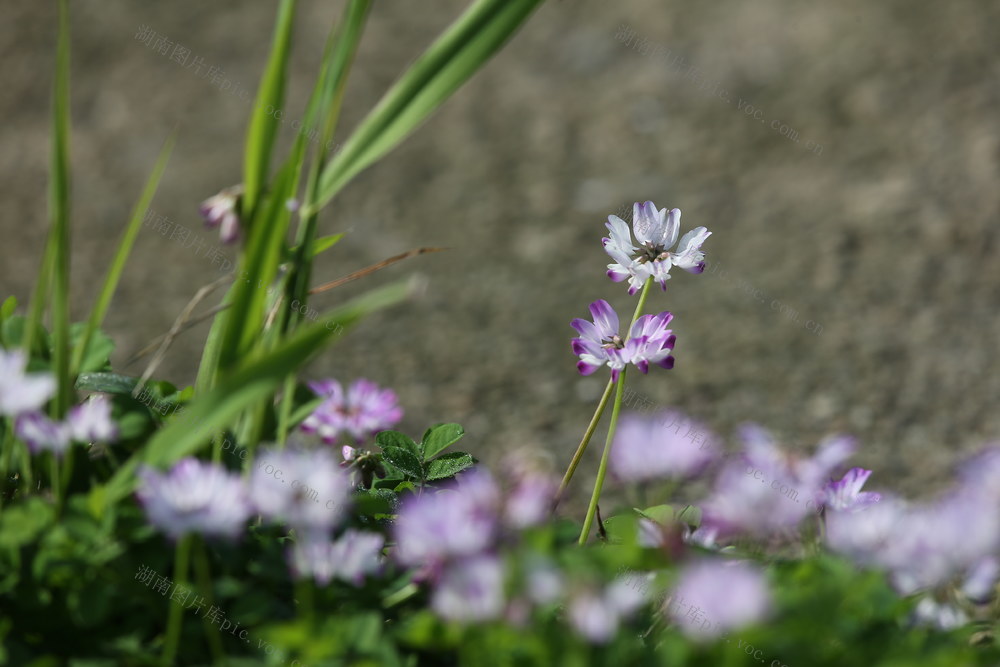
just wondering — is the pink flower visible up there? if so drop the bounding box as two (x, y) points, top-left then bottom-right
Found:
(136, 458), (251, 541)
(199, 185), (243, 244)
(67, 394), (118, 443)
(667, 559), (771, 640)
(393, 470), (500, 574)
(822, 468), (881, 512)
(610, 411), (718, 482)
(301, 378), (403, 444)
(288, 529), (385, 586)
(0, 349), (56, 417)
(571, 300), (675, 381)
(431, 555), (506, 623)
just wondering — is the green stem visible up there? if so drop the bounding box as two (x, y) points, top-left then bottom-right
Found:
(295, 577), (315, 628)
(382, 581), (419, 608)
(579, 367), (628, 545)
(0, 422), (13, 509)
(192, 537), (225, 662)
(163, 535), (192, 665)
(553, 378), (613, 511)
(50, 454), (60, 509)
(555, 277), (655, 510)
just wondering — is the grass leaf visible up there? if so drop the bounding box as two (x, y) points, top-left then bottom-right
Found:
(242, 0), (298, 217)
(310, 0), (545, 213)
(71, 136), (173, 376)
(98, 278), (415, 507)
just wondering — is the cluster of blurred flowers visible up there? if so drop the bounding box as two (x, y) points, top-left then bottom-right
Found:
(136, 446), (384, 586)
(1, 349), (118, 456)
(134, 376), (404, 585)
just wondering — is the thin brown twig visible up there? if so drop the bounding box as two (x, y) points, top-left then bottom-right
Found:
(124, 302), (229, 367)
(308, 247), (448, 294)
(133, 276), (232, 394)
(125, 247), (446, 365)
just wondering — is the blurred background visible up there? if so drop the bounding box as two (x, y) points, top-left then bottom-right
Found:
(2, 0), (998, 510)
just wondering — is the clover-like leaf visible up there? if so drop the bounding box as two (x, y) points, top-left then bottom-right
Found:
(421, 423), (465, 461)
(377, 430), (422, 460)
(380, 446), (423, 480)
(425, 451), (476, 481)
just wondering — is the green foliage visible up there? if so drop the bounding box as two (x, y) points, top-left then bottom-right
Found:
(311, 0), (546, 212)
(375, 426), (476, 487)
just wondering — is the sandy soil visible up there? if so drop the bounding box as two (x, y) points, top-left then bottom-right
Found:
(2, 0), (998, 510)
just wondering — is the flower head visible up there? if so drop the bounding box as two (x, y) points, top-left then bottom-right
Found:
(700, 426), (855, 537)
(15, 412), (70, 456)
(822, 468), (882, 512)
(667, 559), (771, 640)
(603, 201), (711, 294)
(249, 447), (352, 531)
(501, 451), (559, 529)
(67, 394), (118, 443)
(568, 577), (647, 644)
(136, 458), (251, 541)
(571, 300), (675, 381)
(393, 469), (500, 574)
(0, 349), (56, 417)
(431, 554), (506, 623)
(611, 411), (718, 482)
(288, 529), (385, 586)
(199, 185), (243, 244)
(300, 378), (403, 444)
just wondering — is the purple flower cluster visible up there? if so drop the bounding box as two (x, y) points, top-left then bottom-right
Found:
(136, 446), (383, 587)
(199, 185), (243, 244)
(823, 445), (1000, 626)
(0, 349), (57, 417)
(300, 378), (403, 445)
(666, 559), (771, 640)
(391, 459), (559, 624)
(610, 410), (718, 482)
(698, 425), (859, 538)
(14, 394), (119, 457)
(571, 300), (675, 381)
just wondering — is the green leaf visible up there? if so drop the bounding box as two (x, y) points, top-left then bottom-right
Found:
(0, 497), (55, 549)
(376, 430), (421, 459)
(48, 0), (72, 416)
(0, 296), (16, 321)
(98, 279), (414, 508)
(71, 135), (173, 376)
(310, 0), (545, 213)
(68, 323), (115, 374)
(221, 146), (304, 371)
(380, 446), (423, 480)
(424, 451), (475, 481)
(354, 489), (396, 516)
(242, 0), (298, 216)
(633, 504), (674, 524)
(74, 372), (138, 395)
(420, 422), (464, 460)
(289, 233), (344, 258)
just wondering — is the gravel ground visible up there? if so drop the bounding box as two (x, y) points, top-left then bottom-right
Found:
(1, 0), (998, 512)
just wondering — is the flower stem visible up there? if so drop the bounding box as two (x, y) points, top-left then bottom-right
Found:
(554, 278), (655, 511)
(553, 378), (614, 511)
(579, 367), (628, 545)
(163, 535), (192, 665)
(192, 537), (225, 662)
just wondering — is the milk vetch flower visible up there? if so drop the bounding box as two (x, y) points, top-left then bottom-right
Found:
(604, 201), (711, 294)
(571, 300), (675, 381)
